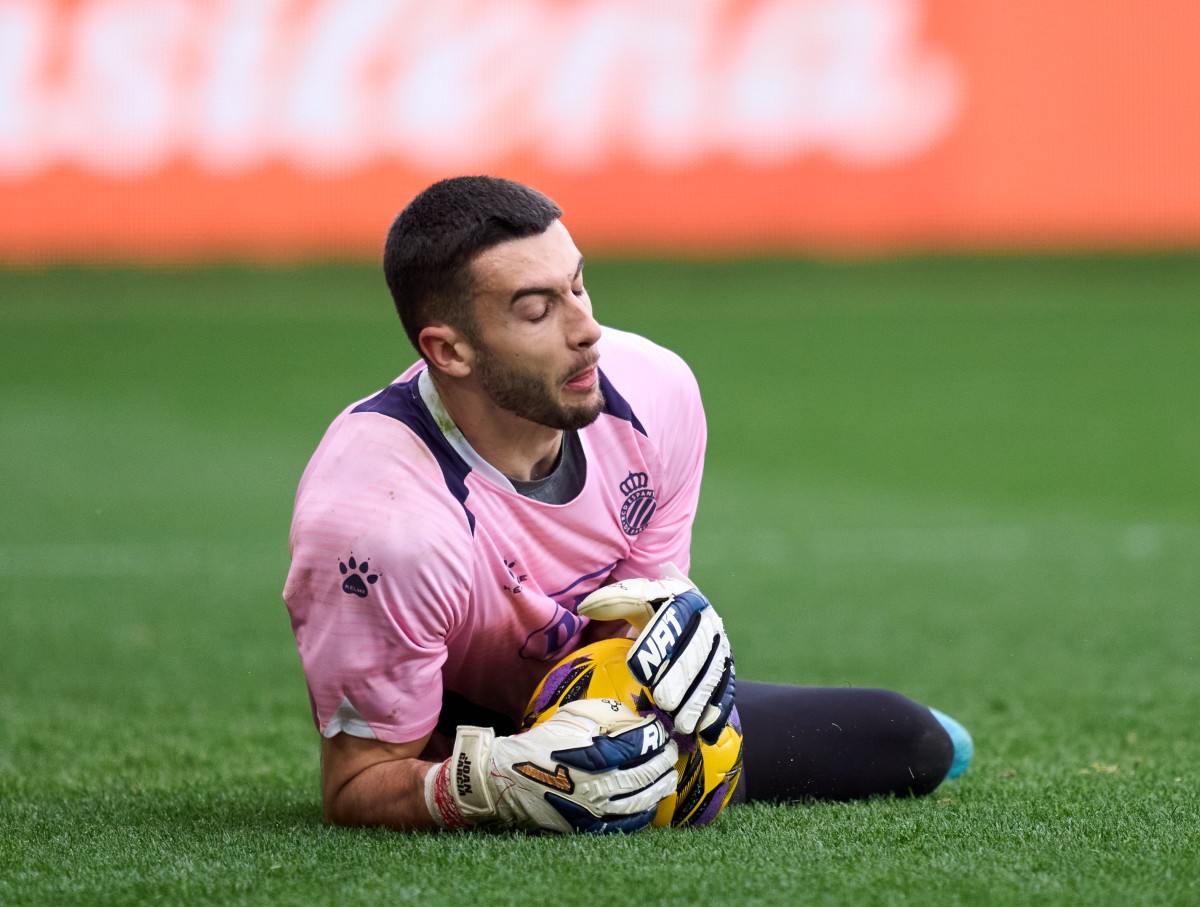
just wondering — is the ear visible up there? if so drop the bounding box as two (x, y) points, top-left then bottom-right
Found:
(419, 322), (474, 378)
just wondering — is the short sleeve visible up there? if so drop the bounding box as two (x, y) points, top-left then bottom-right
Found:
(283, 413), (473, 744)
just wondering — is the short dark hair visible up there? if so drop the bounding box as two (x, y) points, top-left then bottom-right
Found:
(383, 176), (563, 354)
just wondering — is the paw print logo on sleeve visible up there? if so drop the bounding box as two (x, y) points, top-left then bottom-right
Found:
(339, 556), (379, 598)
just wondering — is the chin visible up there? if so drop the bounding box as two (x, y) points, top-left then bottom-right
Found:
(536, 392), (603, 431)
(563, 389), (605, 428)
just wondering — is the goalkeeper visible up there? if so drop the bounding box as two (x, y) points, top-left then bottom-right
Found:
(283, 176), (972, 833)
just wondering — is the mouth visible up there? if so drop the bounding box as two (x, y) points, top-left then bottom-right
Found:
(563, 361), (599, 393)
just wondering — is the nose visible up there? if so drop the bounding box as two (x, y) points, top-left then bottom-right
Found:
(569, 295), (602, 349)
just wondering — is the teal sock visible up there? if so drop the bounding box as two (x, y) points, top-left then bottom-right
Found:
(929, 708), (973, 780)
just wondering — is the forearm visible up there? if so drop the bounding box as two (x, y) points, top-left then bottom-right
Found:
(324, 756), (440, 830)
(321, 732), (440, 831)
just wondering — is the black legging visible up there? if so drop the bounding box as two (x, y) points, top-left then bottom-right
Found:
(730, 682), (954, 803)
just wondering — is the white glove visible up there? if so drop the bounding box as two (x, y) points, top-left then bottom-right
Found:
(425, 699), (678, 834)
(578, 573), (735, 744)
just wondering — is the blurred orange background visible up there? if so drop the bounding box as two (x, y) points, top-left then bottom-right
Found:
(1, 0), (1197, 262)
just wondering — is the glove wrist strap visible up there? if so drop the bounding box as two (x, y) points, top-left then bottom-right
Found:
(450, 725), (503, 824)
(424, 725), (498, 829)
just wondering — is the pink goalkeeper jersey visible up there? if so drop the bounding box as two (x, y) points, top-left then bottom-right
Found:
(283, 327), (706, 753)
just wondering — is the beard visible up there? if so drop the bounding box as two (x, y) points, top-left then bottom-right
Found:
(474, 347), (604, 431)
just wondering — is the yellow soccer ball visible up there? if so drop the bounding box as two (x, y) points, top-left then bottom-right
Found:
(522, 638), (743, 827)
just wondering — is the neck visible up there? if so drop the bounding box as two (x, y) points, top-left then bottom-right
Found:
(428, 372), (563, 483)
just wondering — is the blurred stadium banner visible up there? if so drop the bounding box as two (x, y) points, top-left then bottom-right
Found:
(1, 0), (1198, 262)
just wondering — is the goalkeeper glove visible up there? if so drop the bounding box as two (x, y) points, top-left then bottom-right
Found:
(425, 699), (678, 834)
(578, 572), (735, 745)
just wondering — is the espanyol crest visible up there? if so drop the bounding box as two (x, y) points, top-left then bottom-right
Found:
(619, 471), (656, 535)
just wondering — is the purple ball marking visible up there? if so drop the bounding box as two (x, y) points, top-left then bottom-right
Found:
(532, 657), (588, 712)
(692, 779), (730, 826)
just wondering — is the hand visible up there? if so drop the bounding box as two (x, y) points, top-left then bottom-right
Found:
(578, 574), (735, 744)
(426, 699), (678, 834)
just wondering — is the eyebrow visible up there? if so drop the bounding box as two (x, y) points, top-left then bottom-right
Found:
(509, 255), (585, 306)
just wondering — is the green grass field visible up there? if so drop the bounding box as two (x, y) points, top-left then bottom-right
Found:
(1, 254), (1197, 905)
